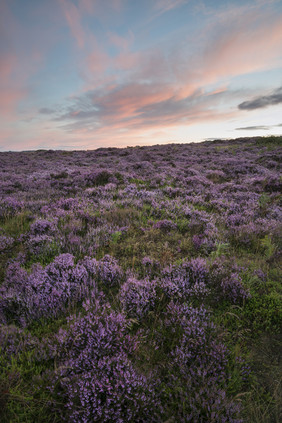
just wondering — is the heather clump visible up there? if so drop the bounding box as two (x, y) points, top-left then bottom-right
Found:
(0, 253), (97, 326)
(160, 257), (210, 301)
(158, 302), (242, 422)
(56, 353), (160, 423)
(82, 223), (121, 253)
(192, 233), (214, 253)
(119, 277), (157, 319)
(0, 235), (14, 252)
(50, 299), (161, 422)
(82, 254), (123, 287)
(153, 219), (177, 232)
(0, 197), (24, 218)
(29, 218), (57, 235)
(26, 234), (60, 259)
(0, 325), (37, 363)
(209, 258), (250, 304)
(141, 256), (160, 277)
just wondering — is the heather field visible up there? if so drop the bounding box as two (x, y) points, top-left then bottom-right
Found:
(0, 136), (281, 422)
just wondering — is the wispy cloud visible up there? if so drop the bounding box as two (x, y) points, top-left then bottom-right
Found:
(59, 0), (125, 50)
(108, 30), (134, 52)
(235, 122), (282, 130)
(53, 81), (236, 138)
(154, 0), (188, 15)
(0, 54), (27, 116)
(39, 107), (55, 115)
(236, 125), (270, 130)
(59, 0), (87, 48)
(53, 3), (282, 138)
(238, 87), (282, 110)
(183, 12), (282, 91)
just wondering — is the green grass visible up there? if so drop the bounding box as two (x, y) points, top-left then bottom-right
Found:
(255, 135), (282, 148)
(1, 212), (32, 238)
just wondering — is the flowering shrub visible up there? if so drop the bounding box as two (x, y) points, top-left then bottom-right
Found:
(209, 259), (250, 304)
(142, 256), (154, 266)
(29, 218), (57, 235)
(162, 302), (242, 422)
(0, 235), (14, 252)
(56, 353), (160, 423)
(26, 234), (56, 255)
(160, 258), (210, 300)
(51, 300), (160, 422)
(119, 277), (157, 319)
(0, 325), (36, 363)
(0, 197), (24, 218)
(82, 254), (123, 287)
(220, 272), (250, 303)
(153, 219), (177, 231)
(0, 254), (97, 326)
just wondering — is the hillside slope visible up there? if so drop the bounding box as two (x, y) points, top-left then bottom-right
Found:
(0, 136), (281, 422)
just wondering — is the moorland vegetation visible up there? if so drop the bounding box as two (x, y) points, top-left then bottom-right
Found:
(0, 136), (281, 422)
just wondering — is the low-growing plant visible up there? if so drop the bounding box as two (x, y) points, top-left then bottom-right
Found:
(0, 138), (281, 422)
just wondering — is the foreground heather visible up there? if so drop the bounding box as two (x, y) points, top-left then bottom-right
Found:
(0, 136), (281, 422)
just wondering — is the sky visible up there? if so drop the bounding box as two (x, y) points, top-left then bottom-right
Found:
(0, 0), (282, 151)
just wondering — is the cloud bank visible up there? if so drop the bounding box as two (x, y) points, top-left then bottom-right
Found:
(238, 87), (282, 110)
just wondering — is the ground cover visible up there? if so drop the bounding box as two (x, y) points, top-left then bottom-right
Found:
(0, 136), (281, 422)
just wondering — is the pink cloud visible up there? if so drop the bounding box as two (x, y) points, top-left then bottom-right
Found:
(0, 2), (46, 121)
(97, 83), (175, 119)
(108, 31), (134, 52)
(204, 16), (282, 82)
(0, 55), (17, 79)
(0, 47), (43, 119)
(86, 48), (111, 75)
(112, 7), (282, 103)
(175, 12), (282, 95)
(59, 0), (124, 49)
(0, 54), (27, 116)
(60, 0), (86, 48)
(78, 0), (96, 14)
(57, 77), (239, 142)
(114, 51), (141, 71)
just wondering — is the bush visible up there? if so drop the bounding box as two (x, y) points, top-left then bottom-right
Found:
(50, 299), (160, 422)
(119, 277), (157, 320)
(0, 254), (97, 326)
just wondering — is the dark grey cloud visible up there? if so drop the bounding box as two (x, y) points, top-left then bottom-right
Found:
(236, 125), (270, 130)
(238, 87), (282, 110)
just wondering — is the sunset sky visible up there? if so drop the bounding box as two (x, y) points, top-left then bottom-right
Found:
(1, 0), (282, 151)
